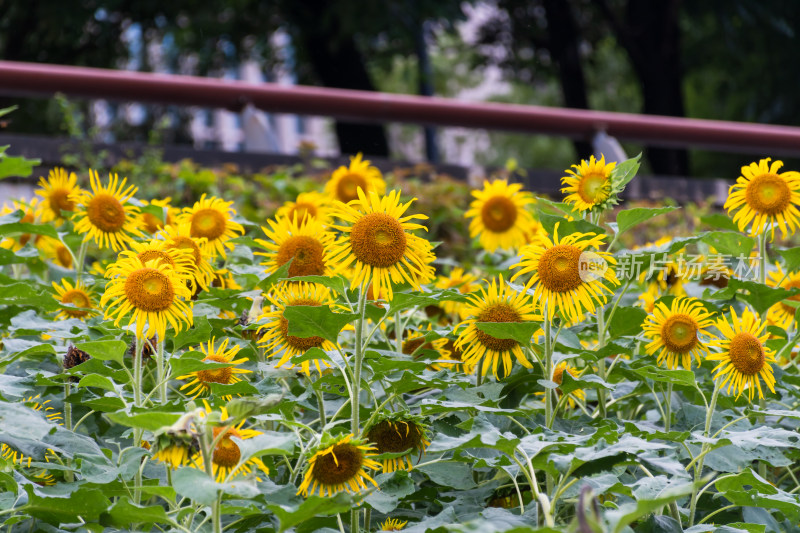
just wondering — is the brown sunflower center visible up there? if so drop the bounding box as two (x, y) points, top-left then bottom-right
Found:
(56, 245), (73, 268)
(336, 173), (368, 203)
(169, 236), (202, 265)
(728, 332), (766, 376)
(123, 268), (175, 312)
(289, 202), (318, 223)
(538, 244), (583, 293)
(212, 426), (242, 468)
(480, 195), (518, 233)
(745, 174), (791, 215)
(138, 250), (175, 269)
(190, 208), (227, 240)
(280, 300), (325, 351)
(474, 303), (522, 351)
(61, 290), (90, 318)
(50, 189), (75, 214)
(402, 337), (428, 356)
(578, 173), (609, 204)
(87, 193), (126, 233)
(661, 314), (699, 353)
(197, 354), (234, 385)
(350, 213), (407, 268)
(18, 212), (34, 246)
(310, 443), (364, 485)
(276, 235), (326, 277)
(142, 212), (165, 233)
(367, 420), (423, 454)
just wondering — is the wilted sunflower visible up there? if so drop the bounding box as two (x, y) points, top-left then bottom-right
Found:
(102, 255), (194, 339)
(255, 215), (335, 279)
(325, 153), (386, 204)
(277, 191), (332, 224)
(642, 297), (716, 370)
(766, 264), (800, 330)
(329, 189), (435, 301)
(257, 282), (340, 375)
(454, 276), (539, 379)
(192, 403), (270, 482)
(1, 395), (62, 468)
(464, 180), (535, 253)
(0, 198), (40, 251)
(380, 518), (408, 531)
(297, 433), (380, 497)
(724, 157), (800, 239)
(707, 306), (776, 402)
(511, 222), (618, 323)
(178, 338), (252, 400)
(37, 236), (74, 269)
(434, 267), (479, 319)
(178, 194), (244, 259)
(140, 197), (178, 234)
(157, 222), (214, 292)
(35, 167), (80, 224)
(561, 155), (616, 212)
(72, 170), (142, 251)
(153, 443), (193, 470)
(52, 279), (96, 320)
(366, 413), (430, 473)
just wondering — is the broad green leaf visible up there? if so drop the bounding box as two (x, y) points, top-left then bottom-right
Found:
(283, 305), (357, 344)
(620, 362), (697, 387)
(615, 206), (679, 236)
(474, 321), (540, 348)
(0, 155), (40, 180)
(171, 315), (212, 351)
(171, 466), (260, 505)
(607, 306), (647, 338)
(24, 485), (111, 523)
(170, 350), (238, 376)
(537, 212), (605, 238)
(604, 480), (695, 533)
(701, 231), (756, 257)
(78, 374), (117, 392)
(266, 493), (356, 533)
(107, 410), (181, 432)
(102, 497), (169, 527)
(282, 274), (348, 296)
(711, 279), (800, 315)
(418, 461), (477, 489)
(715, 469), (800, 520)
(779, 247), (800, 274)
(559, 372), (613, 395)
(610, 153), (642, 192)
(700, 213), (740, 232)
(76, 339), (127, 366)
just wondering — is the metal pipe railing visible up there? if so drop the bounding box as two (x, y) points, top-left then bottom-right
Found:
(1, 60), (800, 156)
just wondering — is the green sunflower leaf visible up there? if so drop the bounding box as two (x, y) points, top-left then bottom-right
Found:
(75, 339), (127, 366)
(283, 305), (358, 344)
(474, 321), (539, 348)
(266, 493), (357, 533)
(701, 231), (756, 257)
(615, 206), (679, 237)
(102, 497), (170, 527)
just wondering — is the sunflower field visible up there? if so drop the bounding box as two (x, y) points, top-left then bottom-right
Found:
(3, 117), (800, 533)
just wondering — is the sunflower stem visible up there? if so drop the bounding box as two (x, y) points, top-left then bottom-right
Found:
(349, 277), (370, 533)
(363, 509), (371, 531)
(688, 379), (721, 527)
(133, 335), (144, 505)
(315, 387), (327, 429)
(156, 337), (167, 405)
(664, 382), (673, 432)
(757, 230), (768, 480)
(75, 240), (88, 282)
(63, 381), (74, 483)
(543, 305), (555, 499)
(596, 306), (608, 419)
(394, 311), (403, 354)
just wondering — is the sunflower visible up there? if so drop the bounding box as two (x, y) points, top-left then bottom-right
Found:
(297, 433), (380, 497)
(0, 198), (40, 251)
(192, 403), (270, 482)
(257, 282), (340, 375)
(766, 264), (800, 330)
(561, 155), (616, 212)
(178, 194), (244, 259)
(434, 267), (479, 318)
(366, 413), (430, 473)
(641, 297), (716, 370)
(37, 236), (74, 269)
(380, 518), (408, 531)
(329, 189), (436, 301)
(35, 167), (81, 224)
(277, 191), (332, 224)
(127, 238), (196, 276)
(255, 215), (335, 279)
(102, 254), (194, 339)
(52, 279), (96, 320)
(71, 170), (142, 251)
(724, 157), (800, 239)
(536, 362), (585, 409)
(511, 222), (619, 323)
(1, 395), (62, 468)
(325, 153), (386, 204)
(464, 180), (535, 253)
(402, 325), (451, 366)
(152, 444), (193, 470)
(454, 276), (539, 379)
(178, 338), (252, 400)
(637, 283), (659, 314)
(141, 197), (178, 234)
(707, 306), (777, 402)
(157, 222), (215, 292)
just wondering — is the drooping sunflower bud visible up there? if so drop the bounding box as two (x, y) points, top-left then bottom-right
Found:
(64, 345), (91, 382)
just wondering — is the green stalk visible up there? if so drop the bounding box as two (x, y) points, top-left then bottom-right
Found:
(688, 380), (721, 527)
(133, 336), (144, 504)
(543, 304), (554, 498)
(349, 278), (370, 533)
(394, 311), (403, 354)
(596, 306), (608, 419)
(75, 240), (88, 282)
(199, 421), (222, 533)
(664, 383), (673, 432)
(155, 337), (167, 405)
(757, 230), (768, 479)
(63, 381), (74, 483)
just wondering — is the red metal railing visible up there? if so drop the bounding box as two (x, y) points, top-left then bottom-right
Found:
(1, 60), (800, 156)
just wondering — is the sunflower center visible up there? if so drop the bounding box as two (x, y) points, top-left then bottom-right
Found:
(87, 193), (126, 233)
(538, 244), (583, 293)
(728, 332), (766, 376)
(367, 420), (422, 454)
(50, 189), (75, 214)
(480, 195), (518, 233)
(350, 213), (407, 268)
(190, 208), (227, 240)
(474, 303), (522, 351)
(61, 290), (90, 318)
(745, 174), (791, 215)
(280, 300), (326, 351)
(276, 236), (326, 277)
(311, 443), (364, 485)
(142, 212), (165, 233)
(336, 173), (368, 203)
(56, 245), (73, 268)
(197, 354), (234, 385)
(212, 426), (242, 468)
(402, 337), (428, 355)
(138, 250), (175, 269)
(18, 212), (34, 246)
(661, 314), (699, 353)
(578, 173), (609, 204)
(123, 268), (175, 312)
(290, 202), (318, 223)
(169, 236), (202, 265)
